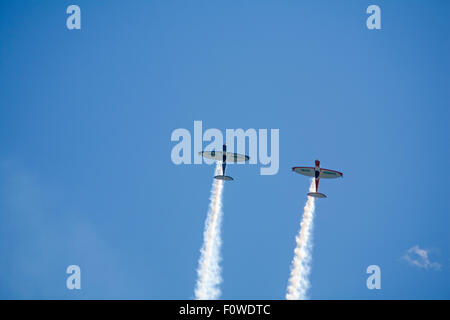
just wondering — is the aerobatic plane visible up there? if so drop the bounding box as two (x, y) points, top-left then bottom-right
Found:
(200, 144), (249, 181)
(292, 160), (343, 198)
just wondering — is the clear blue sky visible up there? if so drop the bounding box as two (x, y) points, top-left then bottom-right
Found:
(0, 0), (448, 299)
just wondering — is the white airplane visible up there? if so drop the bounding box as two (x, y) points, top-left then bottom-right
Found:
(200, 144), (249, 181)
(292, 160), (343, 198)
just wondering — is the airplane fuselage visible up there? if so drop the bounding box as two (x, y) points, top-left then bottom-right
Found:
(314, 160), (321, 191)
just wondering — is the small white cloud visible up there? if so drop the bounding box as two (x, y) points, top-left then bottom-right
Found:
(402, 245), (441, 270)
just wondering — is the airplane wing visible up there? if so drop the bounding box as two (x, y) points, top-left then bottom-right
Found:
(320, 169), (343, 179)
(200, 151), (249, 163)
(292, 167), (315, 177)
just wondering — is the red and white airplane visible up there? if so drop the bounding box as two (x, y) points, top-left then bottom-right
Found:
(292, 160), (343, 198)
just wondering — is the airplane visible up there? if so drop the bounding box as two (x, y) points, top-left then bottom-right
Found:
(292, 160), (343, 198)
(199, 144), (250, 181)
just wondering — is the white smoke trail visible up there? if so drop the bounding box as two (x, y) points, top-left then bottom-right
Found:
(286, 179), (316, 300)
(195, 163), (224, 300)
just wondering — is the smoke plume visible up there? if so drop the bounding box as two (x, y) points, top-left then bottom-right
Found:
(286, 179), (316, 300)
(195, 164), (225, 300)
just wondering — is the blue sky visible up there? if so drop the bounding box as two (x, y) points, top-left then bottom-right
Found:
(0, 0), (449, 299)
